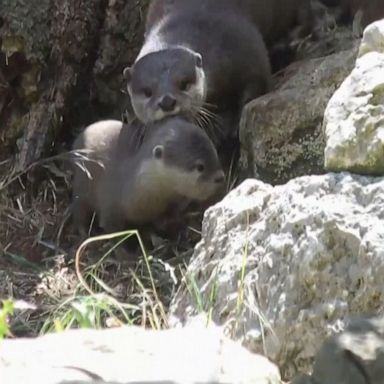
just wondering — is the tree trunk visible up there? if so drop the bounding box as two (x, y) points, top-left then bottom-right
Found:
(0, 0), (148, 171)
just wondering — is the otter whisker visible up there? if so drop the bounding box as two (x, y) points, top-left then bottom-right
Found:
(197, 111), (210, 127)
(196, 113), (220, 143)
(193, 114), (206, 130)
(194, 105), (225, 142)
(201, 100), (218, 110)
(199, 105), (221, 125)
(192, 106), (213, 130)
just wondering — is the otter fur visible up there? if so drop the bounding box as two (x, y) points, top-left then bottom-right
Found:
(71, 118), (225, 237)
(124, 4), (272, 146)
(145, 0), (314, 46)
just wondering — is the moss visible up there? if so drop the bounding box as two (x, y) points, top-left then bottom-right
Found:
(0, 1), (50, 149)
(1, 36), (25, 55)
(1, 0), (52, 63)
(4, 114), (29, 143)
(20, 63), (41, 103)
(370, 84), (384, 106)
(261, 124), (326, 184)
(328, 148), (384, 176)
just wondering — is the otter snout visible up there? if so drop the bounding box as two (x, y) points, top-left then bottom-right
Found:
(158, 94), (177, 112)
(213, 170), (225, 185)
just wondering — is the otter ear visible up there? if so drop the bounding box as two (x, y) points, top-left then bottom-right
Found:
(153, 145), (164, 159)
(123, 67), (132, 82)
(194, 53), (203, 68)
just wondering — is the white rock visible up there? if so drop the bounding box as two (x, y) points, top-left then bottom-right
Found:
(0, 321), (281, 384)
(358, 20), (384, 57)
(169, 173), (384, 378)
(323, 20), (384, 175)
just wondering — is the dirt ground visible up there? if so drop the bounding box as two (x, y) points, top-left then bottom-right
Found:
(0, 156), (199, 337)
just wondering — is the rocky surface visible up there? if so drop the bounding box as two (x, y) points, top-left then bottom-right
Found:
(358, 19), (384, 57)
(323, 20), (384, 175)
(239, 45), (358, 185)
(0, 319), (281, 384)
(169, 172), (384, 379)
(292, 315), (384, 384)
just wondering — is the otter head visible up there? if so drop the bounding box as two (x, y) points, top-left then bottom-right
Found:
(146, 117), (225, 202)
(123, 48), (206, 124)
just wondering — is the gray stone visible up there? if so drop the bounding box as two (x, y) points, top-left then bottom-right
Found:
(293, 316), (384, 384)
(169, 173), (384, 379)
(239, 48), (357, 185)
(0, 320), (281, 384)
(323, 20), (384, 175)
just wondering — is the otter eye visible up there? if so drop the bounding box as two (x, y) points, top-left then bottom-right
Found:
(179, 80), (192, 92)
(196, 162), (205, 173)
(153, 145), (163, 159)
(194, 53), (203, 68)
(142, 87), (152, 98)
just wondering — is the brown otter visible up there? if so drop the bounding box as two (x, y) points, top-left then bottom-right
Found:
(344, 0), (384, 30)
(144, 0), (315, 74)
(71, 118), (225, 237)
(123, 4), (272, 146)
(145, 0), (313, 47)
(319, 0), (384, 30)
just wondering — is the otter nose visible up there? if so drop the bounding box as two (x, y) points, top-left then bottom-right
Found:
(214, 171), (225, 184)
(158, 94), (176, 112)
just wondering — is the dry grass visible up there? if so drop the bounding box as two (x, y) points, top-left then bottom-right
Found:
(0, 153), (199, 337)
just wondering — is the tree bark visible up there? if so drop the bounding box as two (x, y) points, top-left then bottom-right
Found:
(0, 0), (148, 171)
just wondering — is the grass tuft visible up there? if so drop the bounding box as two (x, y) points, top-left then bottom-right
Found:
(0, 152), (197, 337)
(0, 299), (15, 340)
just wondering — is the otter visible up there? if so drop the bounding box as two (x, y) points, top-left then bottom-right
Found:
(71, 117), (225, 237)
(319, 0), (384, 31)
(343, 0), (384, 30)
(145, 0), (313, 47)
(123, 5), (272, 146)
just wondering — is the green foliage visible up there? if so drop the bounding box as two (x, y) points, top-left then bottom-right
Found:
(185, 272), (218, 323)
(40, 229), (169, 334)
(40, 294), (138, 335)
(0, 299), (15, 340)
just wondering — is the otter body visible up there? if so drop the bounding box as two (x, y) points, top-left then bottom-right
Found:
(71, 118), (225, 236)
(145, 0), (313, 46)
(319, 0), (384, 30)
(125, 5), (272, 144)
(344, 0), (384, 29)
(71, 120), (122, 236)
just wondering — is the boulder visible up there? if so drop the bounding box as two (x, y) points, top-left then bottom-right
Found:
(0, 319), (281, 384)
(358, 20), (384, 57)
(239, 47), (357, 185)
(323, 20), (384, 175)
(169, 173), (384, 379)
(292, 315), (384, 384)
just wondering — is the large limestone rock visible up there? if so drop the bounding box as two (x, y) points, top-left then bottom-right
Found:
(323, 20), (384, 175)
(358, 20), (384, 57)
(0, 320), (281, 384)
(239, 46), (357, 185)
(169, 173), (384, 379)
(293, 316), (384, 384)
